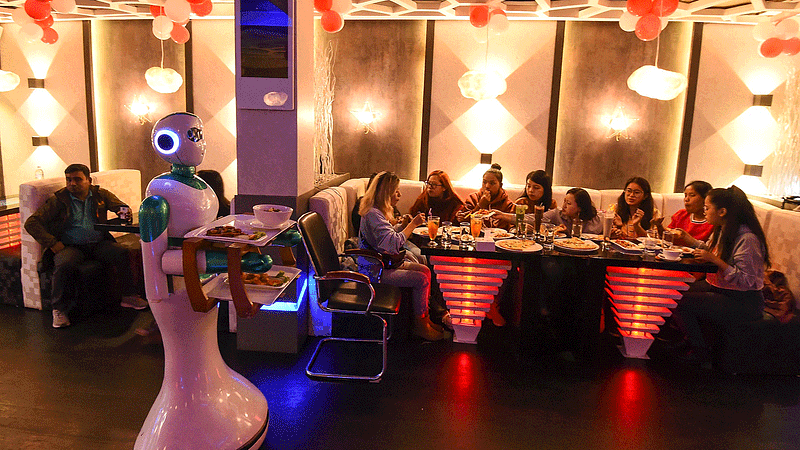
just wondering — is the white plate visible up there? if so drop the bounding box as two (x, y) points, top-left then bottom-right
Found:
(656, 254), (682, 262)
(553, 238), (600, 253)
(610, 239), (644, 254)
(485, 228), (515, 240)
(495, 239), (542, 252)
(581, 233), (603, 241)
(185, 215), (295, 246)
(224, 267), (297, 290)
(238, 216), (289, 230)
(413, 226), (442, 237)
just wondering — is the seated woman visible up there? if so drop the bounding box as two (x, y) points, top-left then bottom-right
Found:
(674, 186), (769, 363)
(456, 163), (515, 229)
(493, 170), (557, 228)
(540, 188), (603, 235)
(610, 176), (662, 238)
(409, 170), (464, 224)
(668, 180), (714, 246)
(359, 171), (448, 341)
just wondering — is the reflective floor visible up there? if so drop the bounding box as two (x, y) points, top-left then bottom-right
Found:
(1, 304), (799, 450)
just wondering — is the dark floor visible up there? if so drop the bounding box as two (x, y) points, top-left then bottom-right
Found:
(2, 304), (800, 450)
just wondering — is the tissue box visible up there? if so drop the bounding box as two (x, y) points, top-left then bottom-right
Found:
(475, 237), (495, 252)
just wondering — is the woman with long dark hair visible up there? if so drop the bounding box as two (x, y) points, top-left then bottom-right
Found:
(674, 186), (770, 363)
(540, 188), (602, 235)
(359, 171), (448, 341)
(493, 170), (557, 227)
(610, 176), (661, 238)
(409, 170), (464, 223)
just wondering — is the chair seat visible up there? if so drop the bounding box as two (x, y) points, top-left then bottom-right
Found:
(327, 281), (402, 314)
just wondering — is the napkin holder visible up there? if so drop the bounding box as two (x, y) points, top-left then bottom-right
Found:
(475, 236), (495, 252)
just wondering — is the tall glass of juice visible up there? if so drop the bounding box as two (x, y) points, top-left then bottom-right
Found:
(470, 214), (483, 238)
(427, 216), (440, 247)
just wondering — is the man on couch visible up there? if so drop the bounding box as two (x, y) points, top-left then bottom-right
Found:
(24, 163), (147, 328)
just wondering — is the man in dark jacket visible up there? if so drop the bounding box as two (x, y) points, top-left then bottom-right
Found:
(24, 163), (147, 328)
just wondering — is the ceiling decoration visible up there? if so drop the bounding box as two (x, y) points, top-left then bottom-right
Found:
(0, 0), (797, 23)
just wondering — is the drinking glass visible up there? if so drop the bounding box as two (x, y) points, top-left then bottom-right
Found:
(515, 204), (528, 235)
(427, 216), (440, 247)
(644, 228), (659, 254)
(449, 224), (462, 247)
(662, 229), (674, 249)
(533, 205), (544, 239)
(571, 218), (583, 239)
(470, 214), (483, 238)
(542, 223), (556, 250)
(602, 210), (614, 250)
(441, 221), (452, 249)
(460, 225), (473, 249)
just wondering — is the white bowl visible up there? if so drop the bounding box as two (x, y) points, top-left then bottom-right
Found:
(253, 204), (293, 228)
(662, 249), (682, 260)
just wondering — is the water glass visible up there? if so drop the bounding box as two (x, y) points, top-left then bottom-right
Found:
(602, 210), (614, 249)
(460, 226), (473, 249)
(441, 221), (452, 249)
(662, 229), (674, 249)
(449, 224), (462, 246)
(571, 218), (583, 239)
(542, 223), (556, 250)
(644, 228), (659, 254)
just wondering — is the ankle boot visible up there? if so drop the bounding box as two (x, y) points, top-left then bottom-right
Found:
(413, 314), (447, 341)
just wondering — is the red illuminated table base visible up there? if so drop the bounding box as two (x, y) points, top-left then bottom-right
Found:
(431, 256), (512, 343)
(605, 266), (694, 358)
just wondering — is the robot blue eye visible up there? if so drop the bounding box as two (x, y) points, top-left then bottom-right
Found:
(187, 127), (203, 142)
(154, 129), (179, 155)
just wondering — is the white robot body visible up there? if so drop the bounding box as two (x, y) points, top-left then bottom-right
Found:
(146, 176), (218, 237)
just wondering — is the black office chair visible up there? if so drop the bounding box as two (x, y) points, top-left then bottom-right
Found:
(298, 212), (402, 382)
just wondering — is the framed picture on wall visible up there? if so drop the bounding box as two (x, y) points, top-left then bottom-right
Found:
(235, 0), (295, 110)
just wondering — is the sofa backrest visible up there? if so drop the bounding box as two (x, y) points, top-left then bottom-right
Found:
(19, 169), (141, 309)
(763, 209), (800, 303)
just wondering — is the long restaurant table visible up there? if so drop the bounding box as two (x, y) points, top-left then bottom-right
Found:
(416, 237), (718, 363)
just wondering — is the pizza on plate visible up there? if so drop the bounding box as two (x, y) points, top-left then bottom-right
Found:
(612, 239), (642, 250)
(496, 239), (536, 251)
(492, 230), (514, 239)
(556, 237), (597, 250)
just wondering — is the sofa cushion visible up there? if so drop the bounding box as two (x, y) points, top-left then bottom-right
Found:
(763, 209), (800, 300)
(308, 187), (349, 252)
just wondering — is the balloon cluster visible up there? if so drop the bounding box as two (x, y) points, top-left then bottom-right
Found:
(753, 18), (800, 58)
(315, 0), (352, 34)
(468, 5), (509, 35)
(618, 0), (677, 41)
(150, 0), (211, 44)
(11, 0), (76, 45)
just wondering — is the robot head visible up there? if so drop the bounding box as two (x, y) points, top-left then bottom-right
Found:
(151, 112), (206, 167)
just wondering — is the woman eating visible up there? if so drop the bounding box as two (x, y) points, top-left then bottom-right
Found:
(456, 163), (515, 229)
(674, 186), (769, 363)
(610, 176), (662, 238)
(668, 180), (714, 245)
(540, 188), (603, 235)
(409, 170), (464, 224)
(493, 170), (557, 227)
(359, 171), (448, 341)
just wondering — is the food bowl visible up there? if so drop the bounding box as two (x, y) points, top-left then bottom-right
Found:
(662, 248), (682, 260)
(253, 204), (293, 228)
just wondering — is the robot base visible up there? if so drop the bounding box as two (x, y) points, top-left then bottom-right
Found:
(135, 290), (268, 450)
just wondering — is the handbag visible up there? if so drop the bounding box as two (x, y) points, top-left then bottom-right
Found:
(380, 249), (406, 270)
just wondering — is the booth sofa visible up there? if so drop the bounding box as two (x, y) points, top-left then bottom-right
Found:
(19, 169), (142, 310)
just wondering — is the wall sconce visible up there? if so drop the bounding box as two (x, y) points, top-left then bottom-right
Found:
(480, 153), (492, 164)
(351, 101), (381, 134)
(605, 105), (637, 141)
(753, 94), (773, 107)
(31, 136), (49, 147)
(27, 78), (46, 89)
(743, 164), (763, 177)
(125, 96), (154, 125)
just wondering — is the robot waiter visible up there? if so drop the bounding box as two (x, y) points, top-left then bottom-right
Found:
(135, 113), (270, 449)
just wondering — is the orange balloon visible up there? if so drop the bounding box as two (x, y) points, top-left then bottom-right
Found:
(635, 13), (661, 41)
(171, 23), (190, 44)
(41, 27), (58, 44)
(783, 37), (800, 56)
(626, 0), (653, 17)
(469, 5), (490, 28)
(760, 38), (784, 58)
(651, 0), (678, 17)
(190, 0), (212, 17)
(35, 15), (54, 29)
(321, 10), (343, 33)
(314, 0), (332, 12)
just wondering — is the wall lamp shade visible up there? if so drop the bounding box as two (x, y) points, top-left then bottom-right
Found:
(145, 67), (183, 94)
(27, 78), (45, 89)
(627, 65), (687, 101)
(753, 94), (773, 107)
(0, 70), (20, 92)
(32, 136), (49, 147)
(743, 164), (763, 177)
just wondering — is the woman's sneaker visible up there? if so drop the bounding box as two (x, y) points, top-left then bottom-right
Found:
(52, 309), (70, 328)
(121, 296), (149, 310)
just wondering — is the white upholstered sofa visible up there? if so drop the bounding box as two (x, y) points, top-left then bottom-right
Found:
(19, 169), (142, 310)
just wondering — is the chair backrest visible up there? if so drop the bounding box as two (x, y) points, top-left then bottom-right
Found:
(298, 212), (342, 278)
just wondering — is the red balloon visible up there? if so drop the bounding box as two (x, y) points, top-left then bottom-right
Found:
(314, 0), (332, 12)
(627, 0), (653, 17)
(652, 0), (678, 17)
(783, 37), (800, 56)
(41, 27), (58, 44)
(321, 10), (343, 33)
(25, 0), (51, 21)
(190, 0), (212, 17)
(469, 5), (490, 28)
(635, 13), (661, 41)
(171, 23), (190, 44)
(760, 38), (784, 58)
(35, 15), (54, 29)
(186, 0), (205, 4)
(150, 5), (164, 17)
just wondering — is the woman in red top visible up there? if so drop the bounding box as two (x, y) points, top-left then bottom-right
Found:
(409, 170), (464, 224)
(669, 180), (714, 245)
(456, 163), (515, 229)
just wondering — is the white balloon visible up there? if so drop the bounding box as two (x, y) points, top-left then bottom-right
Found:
(473, 25), (488, 44)
(775, 18), (799, 39)
(20, 23), (44, 43)
(619, 11), (637, 32)
(488, 13), (509, 35)
(753, 21), (776, 42)
(12, 8), (34, 27)
(661, 17), (669, 31)
(164, 0), (190, 24)
(51, 0), (77, 14)
(152, 16), (173, 40)
(331, 0), (352, 14)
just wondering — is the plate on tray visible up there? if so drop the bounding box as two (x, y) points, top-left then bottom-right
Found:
(223, 267), (300, 290)
(610, 239), (644, 254)
(553, 237), (600, 253)
(185, 215), (293, 246)
(495, 239), (542, 252)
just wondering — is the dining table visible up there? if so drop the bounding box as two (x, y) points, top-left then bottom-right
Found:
(413, 231), (718, 364)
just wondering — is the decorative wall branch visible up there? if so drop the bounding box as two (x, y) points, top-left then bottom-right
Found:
(769, 68), (800, 197)
(314, 40), (337, 185)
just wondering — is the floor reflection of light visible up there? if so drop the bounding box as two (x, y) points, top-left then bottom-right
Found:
(601, 368), (657, 448)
